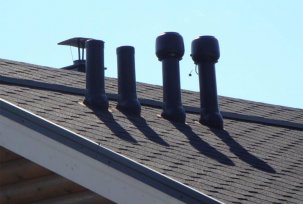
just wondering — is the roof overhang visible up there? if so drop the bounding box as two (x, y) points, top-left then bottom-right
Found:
(0, 99), (222, 204)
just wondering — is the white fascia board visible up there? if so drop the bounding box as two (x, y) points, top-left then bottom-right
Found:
(0, 115), (184, 204)
(0, 99), (222, 204)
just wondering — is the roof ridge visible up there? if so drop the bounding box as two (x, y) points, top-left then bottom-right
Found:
(1, 58), (302, 111)
(2, 75), (303, 131)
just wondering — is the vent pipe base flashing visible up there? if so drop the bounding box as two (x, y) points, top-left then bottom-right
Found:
(191, 36), (223, 129)
(200, 111), (224, 130)
(84, 39), (109, 110)
(156, 32), (186, 123)
(116, 46), (141, 116)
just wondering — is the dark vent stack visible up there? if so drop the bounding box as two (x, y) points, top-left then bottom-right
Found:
(156, 32), (186, 123)
(58, 37), (91, 72)
(116, 46), (141, 115)
(191, 36), (223, 129)
(84, 39), (109, 110)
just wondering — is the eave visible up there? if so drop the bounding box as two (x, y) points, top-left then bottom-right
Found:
(0, 98), (221, 204)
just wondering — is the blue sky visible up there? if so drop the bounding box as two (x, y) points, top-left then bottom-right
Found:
(1, 0), (303, 109)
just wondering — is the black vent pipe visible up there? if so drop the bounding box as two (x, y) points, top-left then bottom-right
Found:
(156, 32), (186, 123)
(191, 36), (223, 129)
(84, 39), (109, 110)
(116, 46), (141, 115)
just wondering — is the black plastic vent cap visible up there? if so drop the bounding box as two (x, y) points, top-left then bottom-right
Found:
(191, 36), (220, 64)
(156, 32), (185, 61)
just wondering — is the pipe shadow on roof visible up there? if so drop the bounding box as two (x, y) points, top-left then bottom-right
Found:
(210, 129), (276, 173)
(170, 122), (235, 166)
(88, 107), (138, 144)
(119, 111), (169, 147)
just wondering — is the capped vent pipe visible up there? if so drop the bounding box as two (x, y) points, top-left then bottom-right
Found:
(116, 46), (141, 115)
(84, 39), (109, 110)
(156, 32), (186, 123)
(191, 36), (223, 129)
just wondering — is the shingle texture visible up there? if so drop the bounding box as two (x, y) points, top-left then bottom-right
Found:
(1, 58), (303, 204)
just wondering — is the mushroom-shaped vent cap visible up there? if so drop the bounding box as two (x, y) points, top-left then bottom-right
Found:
(191, 36), (220, 64)
(156, 32), (185, 61)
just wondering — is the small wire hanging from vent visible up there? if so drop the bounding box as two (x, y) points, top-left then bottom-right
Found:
(188, 64), (198, 77)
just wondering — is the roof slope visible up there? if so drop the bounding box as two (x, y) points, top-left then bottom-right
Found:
(1, 58), (303, 203)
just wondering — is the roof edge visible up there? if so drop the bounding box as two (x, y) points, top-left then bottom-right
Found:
(0, 98), (222, 204)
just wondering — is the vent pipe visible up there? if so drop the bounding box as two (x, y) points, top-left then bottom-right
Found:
(84, 39), (109, 110)
(156, 32), (186, 123)
(191, 36), (223, 129)
(116, 46), (141, 115)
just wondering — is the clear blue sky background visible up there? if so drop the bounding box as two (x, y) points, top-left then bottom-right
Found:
(1, 1), (302, 109)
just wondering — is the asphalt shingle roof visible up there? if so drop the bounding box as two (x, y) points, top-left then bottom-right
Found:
(1, 58), (303, 203)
